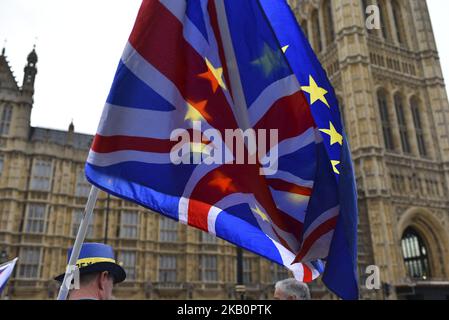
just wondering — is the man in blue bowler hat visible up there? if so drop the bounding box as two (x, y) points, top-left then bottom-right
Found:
(55, 243), (126, 300)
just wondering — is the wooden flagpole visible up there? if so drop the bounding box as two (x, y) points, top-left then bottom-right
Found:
(56, 185), (100, 300)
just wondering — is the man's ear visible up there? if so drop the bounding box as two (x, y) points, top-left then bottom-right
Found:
(98, 271), (109, 290)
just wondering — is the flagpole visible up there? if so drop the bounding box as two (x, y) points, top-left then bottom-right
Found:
(56, 185), (100, 300)
(236, 247), (245, 300)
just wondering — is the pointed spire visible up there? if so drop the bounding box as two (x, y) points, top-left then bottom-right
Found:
(69, 119), (75, 132)
(22, 44), (38, 95)
(27, 44), (38, 65)
(1, 39), (6, 56)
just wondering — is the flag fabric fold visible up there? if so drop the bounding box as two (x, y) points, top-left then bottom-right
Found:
(86, 0), (358, 299)
(0, 258), (18, 294)
(258, 0), (359, 300)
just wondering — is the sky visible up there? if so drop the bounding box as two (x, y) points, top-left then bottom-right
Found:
(0, 0), (448, 135)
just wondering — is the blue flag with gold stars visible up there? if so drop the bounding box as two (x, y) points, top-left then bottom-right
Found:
(86, 0), (358, 300)
(259, 0), (359, 299)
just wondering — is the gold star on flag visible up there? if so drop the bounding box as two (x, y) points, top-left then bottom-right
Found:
(251, 43), (285, 77)
(301, 75), (330, 108)
(190, 142), (210, 156)
(331, 160), (341, 175)
(320, 122), (343, 146)
(184, 100), (210, 122)
(198, 58), (227, 93)
(287, 193), (307, 204)
(282, 45), (289, 53)
(251, 205), (270, 222)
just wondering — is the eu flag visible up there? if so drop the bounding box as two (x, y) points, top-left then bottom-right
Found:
(86, 0), (359, 299)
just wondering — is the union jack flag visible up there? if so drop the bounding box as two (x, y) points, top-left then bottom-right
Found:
(86, 0), (359, 299)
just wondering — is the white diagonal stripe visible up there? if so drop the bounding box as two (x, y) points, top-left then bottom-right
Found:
(248, 75), (301, 126)
(303, 206), (339, 240)
(97, 103), (182, 139)
(87, 150), (172, 167)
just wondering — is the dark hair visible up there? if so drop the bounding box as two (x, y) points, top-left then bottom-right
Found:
(79, 272), (100, 286)
(79, 271), (114, 286)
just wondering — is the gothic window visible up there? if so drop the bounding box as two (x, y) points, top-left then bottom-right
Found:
(270, 263), (290, 283)
(377, 0), (391, 40)
(377, 90), (394, 151)
(311, 9), (322, 53)
(18, 247), (41, 279)
(72, 209), (94, 238)
(401, 228), (431, 279)
(201, 231), (217, 244)
(300, 20), (308, 40)
(411, 97), (427, 157)
(159, 255), (177, 283)
(323, 0), (335, 46)
(391, 0), (406, 45)
(361, 0), (369, 19)
(120, 210), (139, 239)
(75, 170), (91, 198)
(0, 155), (3, 176)
(337, 96), (346, 130)
(30, 159), (53, 191)
(119, 251), (137, 280)
(394, 94), (411, 154)
(159, 216), (178, 242)
(199, 255), (218, 282)
(25, 204), (47, 234)
(0, 104), (12, 136)
(243, 258), (253, 284)
(361, 0), (376, 35)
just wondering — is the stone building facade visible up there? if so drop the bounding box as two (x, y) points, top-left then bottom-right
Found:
(288, 0), (449, 299)
(1, 0), (449, 300)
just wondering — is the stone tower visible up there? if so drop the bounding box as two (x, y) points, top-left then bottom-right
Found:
(22, 46), (38, 96)
(0, 46), (37, 140)
(289, 0), (449, 299)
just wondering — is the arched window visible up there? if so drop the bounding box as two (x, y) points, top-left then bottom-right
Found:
(394, 94), (411, 154)
(311, 9), (322, 53)
(411, 97), (427, 157)
(401, 228), (431, 279)
(337, 95), (346, 129)
(361, 0), (369, 19)
(377, 90), (394, 150)
(0, 104), (12, 136)
(391, 0), (406, 45)
(377, 0), (391, 40)
(323, 0), (335, 46)
(361, 0), (374, 35)
(300, 20), (309, 40)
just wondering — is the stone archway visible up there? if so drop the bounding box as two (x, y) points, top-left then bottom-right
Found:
(397, 207), (449, 279)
